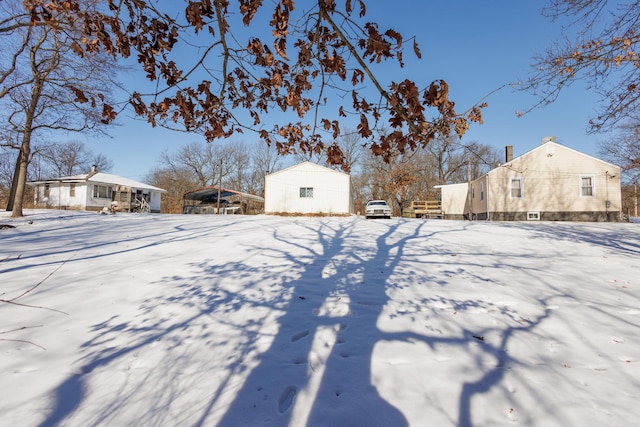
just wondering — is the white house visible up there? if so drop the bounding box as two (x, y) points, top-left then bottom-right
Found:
(434, 183), (469, 220)
(264, 161), (353, 215)
(29, 166), (166, 213)
(438, 139), (622, 222)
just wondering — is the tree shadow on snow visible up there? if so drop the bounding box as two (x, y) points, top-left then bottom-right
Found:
(214, 219), (419, 426)
(500, 220), (640, 256)
(32, 219), (271, 426)
(209, 219), (562, 427)
(35, 217), (637, 426)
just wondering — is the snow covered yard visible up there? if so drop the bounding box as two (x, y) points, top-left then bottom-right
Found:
(1, 210), (639, 427)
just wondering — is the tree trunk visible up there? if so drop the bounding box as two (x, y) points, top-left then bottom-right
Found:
(5, 150), (23, 212)
(11, 78), (43, 218)
(11, 133), (32, 218)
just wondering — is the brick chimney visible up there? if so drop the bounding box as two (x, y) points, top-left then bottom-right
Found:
(505, 145), (513, 163)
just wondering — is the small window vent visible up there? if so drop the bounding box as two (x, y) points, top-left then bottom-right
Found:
(527, 211), (540, 221)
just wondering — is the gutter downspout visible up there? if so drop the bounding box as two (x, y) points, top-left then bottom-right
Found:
(486, 174), (490, 221)
(467, 157), (472, 220)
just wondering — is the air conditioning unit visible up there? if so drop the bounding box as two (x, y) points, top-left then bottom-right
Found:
(527, 211), (540, 221)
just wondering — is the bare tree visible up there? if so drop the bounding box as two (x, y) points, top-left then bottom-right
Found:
(598, 119), (640, 183)
(145, 165), (197, 214)
(337, 129), (364, 173)
(225, 140), (251, 192)
(354, 134), (501, 214)
(151, 139), (271, 211)
(249, 141), (284, 197)
(0, 147), (14, 206)
(358, 148), (422, 215)
(160, 142), (248, 187)
(292, 143), (328, 166)
(428, 138), (501, 184)
(521, 0), (640, 132)
(39, 141), (89, 177)
(317, 128), (364, 173)
(1, 0), (120, 217)
(0, 129), (46, 211)
(160, 144), (205, 188)
(90, 152), (114, 174)
(24, 0), (485, 170)
(38, 140), (113, 178)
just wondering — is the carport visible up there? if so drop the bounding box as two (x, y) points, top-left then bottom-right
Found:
(182, 186), (264, 214)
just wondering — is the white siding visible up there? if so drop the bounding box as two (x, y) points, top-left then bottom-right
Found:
(470, 176), (488, 217)
(487, 142), (621, 214)
(439, 141), (622, 221)
(265, 162), (352, 214)
(35, 182), (87, 210)
(86, 183), (115, 210)
(149, 191), (162, 212)
(31, 173), (165, 212)
(438, 183), (469, 217)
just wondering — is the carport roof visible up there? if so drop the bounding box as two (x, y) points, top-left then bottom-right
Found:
(183, 186), (264, 203)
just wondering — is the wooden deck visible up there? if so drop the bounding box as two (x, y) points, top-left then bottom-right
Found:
(402, 200), (442, 218)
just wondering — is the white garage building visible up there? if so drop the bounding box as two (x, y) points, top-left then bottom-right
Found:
(264, 161), (353, 215)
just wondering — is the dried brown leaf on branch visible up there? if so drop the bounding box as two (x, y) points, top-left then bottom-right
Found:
(23, 0), (485, 166)
(522, 0), (640, 132)
(69, 86), (88, 103)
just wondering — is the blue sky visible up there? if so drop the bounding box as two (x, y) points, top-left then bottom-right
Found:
(79, 1), (608, 180)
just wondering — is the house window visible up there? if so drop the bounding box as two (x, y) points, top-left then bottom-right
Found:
(480, 183), (484, 201)
(471, 187), (475, 199)
(510, 178), (523, 198)
(300, 187), (313, 198)
(580, 175), (596, 197)
(580, 176), (594, 197)
(44, 183), (50, 198)
(93, 185), (112, 199)
(70, 183), (76, 197)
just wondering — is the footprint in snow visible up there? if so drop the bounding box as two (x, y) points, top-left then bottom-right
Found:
(290, 330), (310, 342)
(291, 357), (306, 365)
(278, 385), (298, 413)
